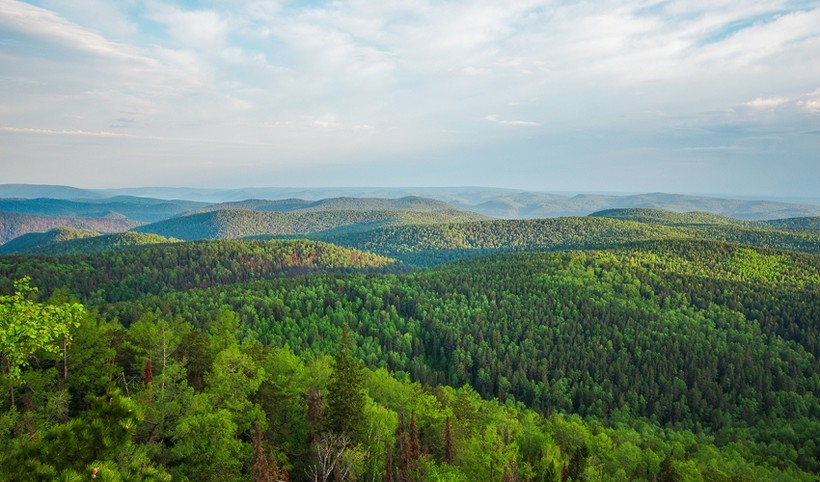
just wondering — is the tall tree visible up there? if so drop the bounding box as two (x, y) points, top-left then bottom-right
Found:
(326, 324), (365, 442)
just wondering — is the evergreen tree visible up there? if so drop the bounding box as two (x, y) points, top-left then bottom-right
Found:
(326, 324), (365, 442)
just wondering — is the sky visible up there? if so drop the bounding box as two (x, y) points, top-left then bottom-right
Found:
(0, 0), (818, 196)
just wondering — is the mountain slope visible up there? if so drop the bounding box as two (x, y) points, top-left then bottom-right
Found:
(0, 212), (141, 245)
(0, 239), (396, 303)
(0, 227), (99, 254)
(133, 208), (488, 241)
(315, 213), (820, 266)
(589, 207), (753, 226)
(91, 240), (819, 474)
(763, 216), (820, 234)
(0, 196), (207, 222)
(17, 231), (179, 255)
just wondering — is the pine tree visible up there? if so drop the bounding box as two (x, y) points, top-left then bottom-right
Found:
(326, 324), (365, 442)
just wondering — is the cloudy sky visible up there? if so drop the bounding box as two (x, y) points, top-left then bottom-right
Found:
(0, 0), (818, 195)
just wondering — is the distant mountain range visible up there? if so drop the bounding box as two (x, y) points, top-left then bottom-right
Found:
(2, 184), (818, 220)
(2, 184), (820, 252)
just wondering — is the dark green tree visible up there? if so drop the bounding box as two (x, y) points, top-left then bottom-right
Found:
(326, 324), (365, 442)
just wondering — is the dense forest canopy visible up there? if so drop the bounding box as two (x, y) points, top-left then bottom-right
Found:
(1, 204), (818, 480)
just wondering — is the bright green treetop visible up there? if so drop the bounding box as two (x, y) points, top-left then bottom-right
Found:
(0, 276), (86, 380)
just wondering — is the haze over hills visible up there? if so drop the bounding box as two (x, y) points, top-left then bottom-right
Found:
(0, 196), (207, 223)
(194, 196), (458, 214)
(2, 184), (819, 220)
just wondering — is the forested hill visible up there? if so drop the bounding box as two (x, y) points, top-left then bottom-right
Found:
(2, 236), (818, 478)
(0, 211), (140, 245)
(316, 214), (820, 266)
(132, 208), (487, 241)
(88, 239), (820, 477)
(0, 239), (396, 303)
(763, 216), (820, 234)
(0, 196), (206, 222)
(7, 231), (179, 255)
(589, 208), (753, 226)
(0, 227), (99, 254)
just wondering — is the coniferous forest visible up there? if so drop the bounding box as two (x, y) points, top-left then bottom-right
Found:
(1, 202), (819, 481)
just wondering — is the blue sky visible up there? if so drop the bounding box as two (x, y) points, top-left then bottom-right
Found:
(0, 0), (818, 196)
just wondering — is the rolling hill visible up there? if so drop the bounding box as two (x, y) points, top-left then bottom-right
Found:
(0, 239), (397, 303)
(0, 196), (207, 222)
(0, 227), (99, 254)
(3, 205), (819, 479)
(85, 239), (819, 476)
(0, 211), (141, 245)
(313, 212), (820, 266)
(763, 216), (820, 234)
(95, 186), (820, 219)
(588, 207), (753, 226)
(8, 231), (179, 255)
(132, 208), (488, 241)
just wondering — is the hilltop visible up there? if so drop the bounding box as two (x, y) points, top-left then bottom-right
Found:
(133, 208), (487, 241)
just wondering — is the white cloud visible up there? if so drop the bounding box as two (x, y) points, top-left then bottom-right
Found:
(743, 89), (820, 113)
(483, 114), (540, 127)
(147, 4), (230, 50)
(746, 97), (791, 109)
(1, 0), (819, 191)
(0, 0), (142, 61)
(798, 89), (820, 113)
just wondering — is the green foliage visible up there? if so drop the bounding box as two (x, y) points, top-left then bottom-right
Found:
(0, 277), (86, 380)
(0, 239), (397, 304)
(19, 231), (179, 255)
(2, 208), (819, 480)
(317, 214), (820, 266)
(168, 396), (249, 482)
(0, 391), (170, 480)
(94, 240), (820, 474)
